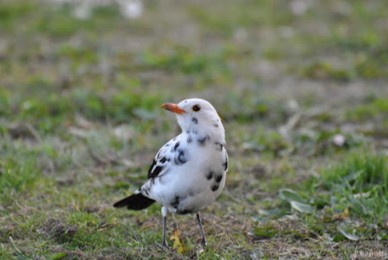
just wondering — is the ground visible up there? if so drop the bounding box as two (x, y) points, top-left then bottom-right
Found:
(1, 0), (388, 259)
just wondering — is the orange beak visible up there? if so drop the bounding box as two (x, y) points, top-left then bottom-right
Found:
(161, 103), (185, 115)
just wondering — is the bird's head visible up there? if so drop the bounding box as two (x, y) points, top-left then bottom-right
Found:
(161, 98), (225, 141)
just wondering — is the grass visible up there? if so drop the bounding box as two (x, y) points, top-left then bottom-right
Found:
(1, 0), (388, 258)
(262, 153), (388, 243)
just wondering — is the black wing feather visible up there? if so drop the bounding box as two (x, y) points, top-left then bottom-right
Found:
(147, 138), (176, 179)
(147, 159), (157, 179)
(114, 137), (178, 210)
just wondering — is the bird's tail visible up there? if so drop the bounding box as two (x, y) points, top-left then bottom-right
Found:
(113, 191), (155, 210)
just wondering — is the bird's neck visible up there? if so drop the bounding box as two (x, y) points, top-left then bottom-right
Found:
(182, 122), (225, 145)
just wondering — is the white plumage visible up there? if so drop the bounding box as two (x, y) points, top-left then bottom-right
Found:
(114, 98), (228, 247)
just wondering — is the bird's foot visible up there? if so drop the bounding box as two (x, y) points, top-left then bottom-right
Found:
(161, 241), (169, 249)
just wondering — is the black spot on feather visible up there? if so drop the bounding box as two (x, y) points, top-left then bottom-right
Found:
(215, 174), (223, 183)
(192, 117), (198, 124)
(187, 135), (192, 143)
(174, 141), (180, 151)
(151, 166), (163, 178)
(174, 149), (187, 165)
(214, 142), (224, 151)
(205, 171), (213, 180)
(160, 157), (167, 163)
(143, 189), (149, 196)
(211, 184), (219, 192)
(147, 159), (156, 178)
(197, 135), (210, 146)
(213, 123), (219, 128)
(170, 196), (180, 209)
(147, 159), (165, 179)
(178, 151), (186, 163)
(223, 158), (228, 171)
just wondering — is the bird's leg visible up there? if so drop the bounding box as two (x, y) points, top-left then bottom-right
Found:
(196, 212), (207, 247)
(161, 206), (168, 248)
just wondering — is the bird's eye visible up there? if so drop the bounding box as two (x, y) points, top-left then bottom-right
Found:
(192, 104), (201, 112)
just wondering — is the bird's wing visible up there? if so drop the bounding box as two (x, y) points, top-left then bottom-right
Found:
(147, 135), (180, 179)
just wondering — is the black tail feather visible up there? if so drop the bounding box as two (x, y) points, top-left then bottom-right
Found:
(113, 193), (155, 210)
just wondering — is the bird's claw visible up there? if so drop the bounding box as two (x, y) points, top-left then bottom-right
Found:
(161, 241), (169, 249)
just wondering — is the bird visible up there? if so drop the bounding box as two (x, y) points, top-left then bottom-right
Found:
(113, 98), (228, 247)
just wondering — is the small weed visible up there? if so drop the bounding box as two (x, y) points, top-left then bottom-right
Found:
(253, 222), (278, 240)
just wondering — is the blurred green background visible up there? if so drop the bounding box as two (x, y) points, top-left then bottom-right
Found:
(0, 0), (387, 258)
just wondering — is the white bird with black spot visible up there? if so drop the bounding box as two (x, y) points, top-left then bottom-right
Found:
(114, 98), (228, 247)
